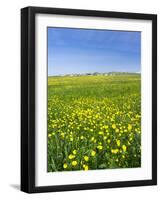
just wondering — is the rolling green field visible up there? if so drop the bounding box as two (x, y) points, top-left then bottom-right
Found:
(47, 74), (141, 172)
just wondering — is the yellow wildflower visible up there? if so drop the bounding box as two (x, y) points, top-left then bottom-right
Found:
(63, 163), (68, 169)
(80, 136), (84, 140)
(128, 124), (132, 131)
(122, 145), (127, 152)
(68, 154), (75, 159)
(91, 150), (96, 157)
(97, 145), (103, 150)
(104, 125), (109, 129)
(83, 164), (89, 171)
(112, 124), (116, 129)
(73, 150), (77, 155)
(72, 160), (77, 166)
(116, 128), (119, 133)
(111, 149), (119, 154)
(84, 156), (89, 161)
(107, 139), (111, 143)
(116, 140), (120, 147)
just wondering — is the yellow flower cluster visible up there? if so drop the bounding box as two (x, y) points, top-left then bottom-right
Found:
(47, 75), (141, 172)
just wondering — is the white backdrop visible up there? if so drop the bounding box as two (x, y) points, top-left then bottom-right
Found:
(0, 0), (160, 199)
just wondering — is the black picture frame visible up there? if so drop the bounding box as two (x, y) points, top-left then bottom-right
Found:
(21, 6), (157, 193)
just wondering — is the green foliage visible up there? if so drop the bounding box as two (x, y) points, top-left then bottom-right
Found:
(47, 75), (141, 172)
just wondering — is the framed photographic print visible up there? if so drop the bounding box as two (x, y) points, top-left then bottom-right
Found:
(21, 6), (157, 193)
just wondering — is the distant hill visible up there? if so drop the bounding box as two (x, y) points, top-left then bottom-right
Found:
(49, 72), (141, 77)
(107, 72), (140, 76)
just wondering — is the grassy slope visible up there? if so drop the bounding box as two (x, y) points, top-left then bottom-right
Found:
(47, 75), (141, 172)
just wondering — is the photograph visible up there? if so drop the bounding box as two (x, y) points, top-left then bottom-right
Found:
(21, 6), (157, 193)
(47, 27), (141, 172)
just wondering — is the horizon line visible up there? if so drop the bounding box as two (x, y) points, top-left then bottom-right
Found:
(48, 71), (141, 77)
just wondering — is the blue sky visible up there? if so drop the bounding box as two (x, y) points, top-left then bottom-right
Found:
(48, 27), (141, 76)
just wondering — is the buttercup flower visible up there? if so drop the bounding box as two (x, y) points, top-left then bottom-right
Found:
(73, 150), (77, 155)
(116, 140), (120, 147)
(68, 154), (75, 159)
(122, 145), (127, 152)
(72, 161), (77, 166)
(84, 156), (89, 161)
(91, 150), (96, 157)
(63, 163), (68, 169)
(112, 124), (116, 129)
(97, 145), (103, 150)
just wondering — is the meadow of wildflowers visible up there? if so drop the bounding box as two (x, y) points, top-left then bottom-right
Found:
(47, 75), (141, 172)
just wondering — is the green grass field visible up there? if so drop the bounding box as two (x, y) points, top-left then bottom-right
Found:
(47, 74), (141, 172)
